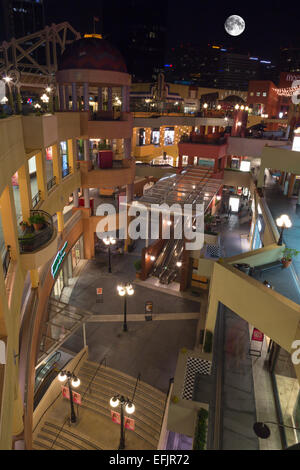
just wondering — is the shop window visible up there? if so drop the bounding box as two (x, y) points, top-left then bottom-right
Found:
(60, 141), (69, 177)
(151, 129), (160, 145)
(164, 128), (175, 145)
(138, 129), (146, 146)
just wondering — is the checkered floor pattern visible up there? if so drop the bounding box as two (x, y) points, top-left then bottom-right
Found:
(182, 356), (212, 400)
(205, 244), (221, 259)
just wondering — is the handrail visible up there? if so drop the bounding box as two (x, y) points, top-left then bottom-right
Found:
(32, 190), (42, 208)
(34, 351), (61, 392)
(83, 356), (107, 398)
(159, 377), (174, 435)
(47, 176), (56, 191)
(18, 209), (54, 254)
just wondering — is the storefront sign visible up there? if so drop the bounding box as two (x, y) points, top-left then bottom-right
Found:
(251, 328), (264, 342)
(111, 410), (121, 424)
(61, 386), (82, 405)
(125, 417), (135, 431)
(145, 301), (153, 321)
(51, 242), (68, 279)
(96, 287), (103, 303)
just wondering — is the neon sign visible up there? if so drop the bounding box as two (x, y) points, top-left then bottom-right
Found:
(51, 242), (68, 278)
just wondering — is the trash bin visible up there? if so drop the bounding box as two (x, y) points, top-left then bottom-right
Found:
(233, 263), (251, 275)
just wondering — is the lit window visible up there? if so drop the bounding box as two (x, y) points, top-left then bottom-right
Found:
(250, 92), (254, 96)
(263, 92), (267, 97)
(256, 92), (261, 96)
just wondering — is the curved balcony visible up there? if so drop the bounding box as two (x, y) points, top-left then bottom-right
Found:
(18, 210), (59, 271)
(79, 157), (135, 189)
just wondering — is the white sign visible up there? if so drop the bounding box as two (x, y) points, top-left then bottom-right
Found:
(240, 161), (251, 172)
(0, 81), (5, 103)
(292, 135), (300, 152)
(0, 340), (6, 364)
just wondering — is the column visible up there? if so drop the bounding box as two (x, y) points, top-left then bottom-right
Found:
(52, 144), (62, 185)
(59, 85), (64, 111)
(29, 269), (39, 288)
(124, 183), (134, 252)
(84, 139), (90, 161)
(73, 189), (79, 208)
(72, 83), (77, 111)
(83, 188), (90, 209)
(107, 87), (112, 111)
(57, 211), (64, 233)
(83, 82), (89, 111)
(35, 151), (46, 201)
(18, 164), (32, 221)
(64, 85), (69, 111)
(0, 184), (19, 260)
(288, 174), (296, 198)
(67, 138), (75, 173)
(98, 87), (102, 111)
(124, 138), (131, 159)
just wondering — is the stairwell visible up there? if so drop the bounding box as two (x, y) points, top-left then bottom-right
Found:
(33, 360), (166, 450)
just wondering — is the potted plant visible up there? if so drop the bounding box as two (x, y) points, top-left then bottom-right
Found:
(29, 213), (46, 231)
(134, 259), (142, 279)
(19, 221), (29, 232)
(281, 247), (300, 269)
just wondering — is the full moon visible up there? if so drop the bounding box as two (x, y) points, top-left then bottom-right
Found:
(224, 15), (245, 37)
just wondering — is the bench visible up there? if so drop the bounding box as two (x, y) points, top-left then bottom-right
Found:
(251, 260), (282, 278)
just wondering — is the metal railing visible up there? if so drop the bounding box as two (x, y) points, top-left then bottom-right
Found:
(18, 210), (54, 254)
(32, 190), (41, 208)
(47, 176), (56, 191)
(62, 165), (72, 179)
(2, 245), (11, 279)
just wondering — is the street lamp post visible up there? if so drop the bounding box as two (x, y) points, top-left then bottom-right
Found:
(103, 236), (116, 273)
(276, 214), (292, 245)
(117, 283), (134, 332)
(58, 370), (80, 424)
(110, 394), (135, 450)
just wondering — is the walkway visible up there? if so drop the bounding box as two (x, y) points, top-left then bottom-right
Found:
(60, 242), (201, 394)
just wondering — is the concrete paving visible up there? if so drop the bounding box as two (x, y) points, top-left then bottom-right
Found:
(61, 243), (201, 394)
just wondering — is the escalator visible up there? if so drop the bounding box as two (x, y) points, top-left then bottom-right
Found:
(34, 351), (61, 409)
(159, 239), (184, 285)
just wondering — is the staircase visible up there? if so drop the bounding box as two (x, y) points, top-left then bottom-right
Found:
(33, 360), (166, 450)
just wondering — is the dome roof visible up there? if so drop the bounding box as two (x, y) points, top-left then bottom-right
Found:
(58, 37), (127, 73)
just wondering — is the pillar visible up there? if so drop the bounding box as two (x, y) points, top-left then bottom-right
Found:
(59, 85), (64, 111)
(18, 164), (32, 221)
(52, 144), (62, 185)
(83, 82), (89, 111)
(72, 83), (77, 111)
(35, 151), (46, 201)
(84, 139), (90, 161)
(98, 87), (102, 111)
(288, 174), (296, 198)
(73, 189), (79, 208)
(0, 184), (19, 260)
(57, 211), (64, 233)
(124, 138), (131, 159)
(67, 139), (75, 173)
(30, 269), (39, 288)
(83, 188), (90, 209)
(107, 87), (112, 111)
(64, 85), (69, 111)
(124, 183), (134, 252)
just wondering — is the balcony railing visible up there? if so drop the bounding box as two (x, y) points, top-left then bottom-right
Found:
(32, 190), (42, 208)
(2, 246), (11, 279)
(180, 134), (227, 146)
(18, 210), (54, 254)
(62, 165), (72, 179)
(47, 176), (56, 191)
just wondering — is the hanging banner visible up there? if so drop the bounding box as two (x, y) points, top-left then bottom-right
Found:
(96, 287), (103, 303)
(61, 386), (82, 405)
(111, 410), (121, 424)
(249, 328), (264, 357)
(125, 417), (135, 431)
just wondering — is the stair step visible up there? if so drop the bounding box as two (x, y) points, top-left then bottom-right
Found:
(34, 434), (72, 451)
(79, 400), (156, 449)
(78, 374), (164, 421)
(80, 362), (166, 403)
(41, 421), (102, 450)
(79, 392), (161, 438)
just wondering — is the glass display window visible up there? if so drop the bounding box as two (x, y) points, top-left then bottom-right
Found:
(164, 128), (175, 145)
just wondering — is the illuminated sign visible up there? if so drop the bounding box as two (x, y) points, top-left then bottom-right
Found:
(51, 242), (68, 278)
(240, 161), (251, 172)
(292, 136), (300, 152)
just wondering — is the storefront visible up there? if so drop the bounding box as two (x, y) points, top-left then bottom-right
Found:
(52, 236), (84, 300)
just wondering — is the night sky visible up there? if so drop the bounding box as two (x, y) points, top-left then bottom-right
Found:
(45, 0), (300, 60)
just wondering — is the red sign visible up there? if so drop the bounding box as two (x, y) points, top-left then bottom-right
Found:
(61, 386), (82, 405)
(111, 410), (121, 424)
(251, 328), (264, 342)
(125, 417), (135, 431)
(97, 288), (103, 295)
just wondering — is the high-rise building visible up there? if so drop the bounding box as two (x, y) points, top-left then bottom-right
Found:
(280, 47), (300, 73)
(165, 43), (279, 90)
(101, 0), (168, 82)
(0, 0), (45, 42)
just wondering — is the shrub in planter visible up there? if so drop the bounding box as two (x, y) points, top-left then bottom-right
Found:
(134, 258), (142, 279)
(29, 214), (46, 231)
(281, 248), (300, 269)
(193, 408), (209, 450)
